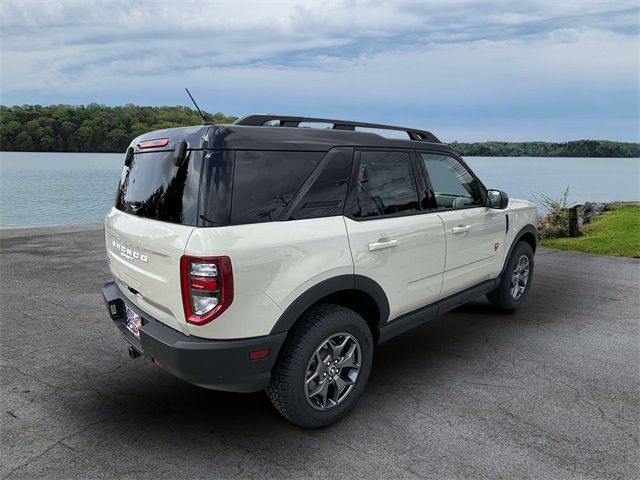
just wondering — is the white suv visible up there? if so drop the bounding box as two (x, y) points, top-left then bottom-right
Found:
(102, 115), (538, 427)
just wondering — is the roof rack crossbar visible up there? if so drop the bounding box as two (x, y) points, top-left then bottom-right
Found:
(233, 115), (440, 143)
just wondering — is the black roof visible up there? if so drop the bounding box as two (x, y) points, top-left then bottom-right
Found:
(207, 114), (453, 153)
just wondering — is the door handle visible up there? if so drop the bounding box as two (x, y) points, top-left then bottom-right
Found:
(368, 239), (398, 252)
(452, 225), (472, 234)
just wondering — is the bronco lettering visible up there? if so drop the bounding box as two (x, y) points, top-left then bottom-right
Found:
(112, 240), (148, 263)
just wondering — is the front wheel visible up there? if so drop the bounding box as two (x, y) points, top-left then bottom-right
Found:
(487, 241), (534, 311)
(266, 304), (373, 428)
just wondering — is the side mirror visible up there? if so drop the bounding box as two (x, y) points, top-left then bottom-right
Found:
(487, 189), (509, 209)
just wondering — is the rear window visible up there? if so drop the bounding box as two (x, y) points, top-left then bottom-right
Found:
(353, 151), (419, 218)
(115, 150), (202, 225)
(230, 150), (325, 225)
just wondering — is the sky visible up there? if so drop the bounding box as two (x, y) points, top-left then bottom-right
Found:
(1, 0), (639, 142)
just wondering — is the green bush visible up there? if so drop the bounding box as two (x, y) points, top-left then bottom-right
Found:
(537, 186), (570, 238)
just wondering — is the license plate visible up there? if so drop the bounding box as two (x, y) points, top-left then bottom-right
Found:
(124, 305), (142, 338)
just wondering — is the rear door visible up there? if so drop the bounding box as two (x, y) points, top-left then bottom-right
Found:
(417, 152), (506, 297)
(105, 212), (195, 334)
(105, 126), (208, 334)
(344, 150), (446, 322)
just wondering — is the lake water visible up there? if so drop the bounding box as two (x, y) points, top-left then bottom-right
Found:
(0, 151), (638, 229)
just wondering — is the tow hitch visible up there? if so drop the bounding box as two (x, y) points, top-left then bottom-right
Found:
(128, 345), (141, 359)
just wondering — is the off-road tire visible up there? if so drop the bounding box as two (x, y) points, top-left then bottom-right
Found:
(266, 304), (373, 428)
(487, 241), (534, 311)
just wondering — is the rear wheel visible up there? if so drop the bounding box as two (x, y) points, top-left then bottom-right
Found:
(487, 241), (534, 311)
(266, 304), (373, 428)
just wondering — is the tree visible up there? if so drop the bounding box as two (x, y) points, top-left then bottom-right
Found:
(14, 131), (34, 151)
(0, 104), (637, 156)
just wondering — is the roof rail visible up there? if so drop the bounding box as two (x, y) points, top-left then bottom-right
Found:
(233, 114), (440, 143)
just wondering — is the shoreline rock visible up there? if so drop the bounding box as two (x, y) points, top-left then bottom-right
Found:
(539, 201), (633, 239)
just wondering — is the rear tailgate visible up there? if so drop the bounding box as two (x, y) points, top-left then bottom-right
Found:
(105, 209), (194, 334)
(105, 125), (209, 334)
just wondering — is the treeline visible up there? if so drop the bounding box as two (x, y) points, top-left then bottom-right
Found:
(450, 140), (640, 158)
(1, 104), (638, 157)
(0, 104), (237, 153)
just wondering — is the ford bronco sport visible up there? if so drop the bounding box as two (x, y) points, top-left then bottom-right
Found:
(102, 115), (537, 428)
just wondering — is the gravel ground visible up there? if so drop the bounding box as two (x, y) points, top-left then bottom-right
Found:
(1, 228), (638, 479)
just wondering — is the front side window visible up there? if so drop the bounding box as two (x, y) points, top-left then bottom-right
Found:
(420, 153), (483, 209)
(353, 151), (419, 218)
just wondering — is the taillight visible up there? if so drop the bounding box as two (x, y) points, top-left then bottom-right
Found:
(180, 256), (233, 326)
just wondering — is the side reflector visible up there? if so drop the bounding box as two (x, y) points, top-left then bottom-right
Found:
(152, 358), (165, 369)
(249, 348), (270, 361)
(137, 138), (170, 149)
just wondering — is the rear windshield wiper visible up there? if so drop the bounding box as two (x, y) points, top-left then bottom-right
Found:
(199, 214), (219, 226)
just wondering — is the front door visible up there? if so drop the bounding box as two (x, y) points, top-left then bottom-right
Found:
(418, 152), (507, 297)
(344, 150), (446, 322)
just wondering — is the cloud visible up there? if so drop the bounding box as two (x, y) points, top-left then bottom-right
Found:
(0, 0), (638, 141)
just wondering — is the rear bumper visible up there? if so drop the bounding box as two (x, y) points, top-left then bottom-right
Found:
(102, 281), (286, 393)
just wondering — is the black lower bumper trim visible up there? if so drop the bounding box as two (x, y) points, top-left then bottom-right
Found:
(102, 281), (286, 393)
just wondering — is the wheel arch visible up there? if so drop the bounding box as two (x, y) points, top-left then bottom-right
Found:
(269, 274), (389, 344)
(501, 224), (538, 277)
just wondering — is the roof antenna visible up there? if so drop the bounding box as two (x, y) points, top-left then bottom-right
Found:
(185, 88), (214, 125)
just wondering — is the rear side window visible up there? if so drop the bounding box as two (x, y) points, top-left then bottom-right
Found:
(231, 151), (324, 225)
(200, 150), (234, 227)
(289, 148), (352, 220)
(115, 151), (201, 225)
(353, 151), (420, 218)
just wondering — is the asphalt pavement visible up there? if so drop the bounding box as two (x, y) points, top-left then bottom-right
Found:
(1, 227), (638, 479)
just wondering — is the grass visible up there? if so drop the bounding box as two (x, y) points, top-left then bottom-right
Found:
(541, 203), (640, 258)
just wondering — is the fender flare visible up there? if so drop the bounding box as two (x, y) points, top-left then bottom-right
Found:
(269, 274), (390, 334)
(500, 224), (538, 277)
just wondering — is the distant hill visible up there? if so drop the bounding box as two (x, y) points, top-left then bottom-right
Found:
(450, 140), (640, 158)
(1, 104), (638, 157)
